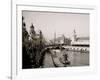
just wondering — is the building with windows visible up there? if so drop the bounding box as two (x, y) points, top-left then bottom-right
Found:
(71, 30), (89, 47)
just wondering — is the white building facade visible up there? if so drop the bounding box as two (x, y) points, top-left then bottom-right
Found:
(71, 30), (89, 47)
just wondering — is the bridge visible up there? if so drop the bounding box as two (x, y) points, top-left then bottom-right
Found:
(44, 44), (89, 53)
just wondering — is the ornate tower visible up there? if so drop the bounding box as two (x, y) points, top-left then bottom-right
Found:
(30, 23), (36, 40)
(72, 29), (77, 42)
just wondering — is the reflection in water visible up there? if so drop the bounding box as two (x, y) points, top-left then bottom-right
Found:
(42, 50), (89, 68)
(68, 51), (89, 66)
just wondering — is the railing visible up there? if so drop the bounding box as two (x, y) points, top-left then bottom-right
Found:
(44, 44), (89, 53)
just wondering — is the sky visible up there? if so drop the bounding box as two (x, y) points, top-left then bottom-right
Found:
(22, 11), (89, 41)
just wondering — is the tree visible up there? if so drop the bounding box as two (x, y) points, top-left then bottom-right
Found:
(22, 16), (32, 68)
(22, 21), (46, 68)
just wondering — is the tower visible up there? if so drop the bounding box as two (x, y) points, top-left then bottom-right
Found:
(72, 29), (77, 42)
(30, 23), (36, 40)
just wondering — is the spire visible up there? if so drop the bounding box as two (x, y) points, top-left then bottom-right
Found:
(30, 23), (34, 29)
(54, 31), (56, 45)
(73, 29), (77, 41)
(74, 29), (76, 35)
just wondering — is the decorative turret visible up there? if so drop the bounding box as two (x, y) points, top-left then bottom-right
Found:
(74, 29), (77, 41)
(72, 29), (77, 42)
(30, 23), (36, 40)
